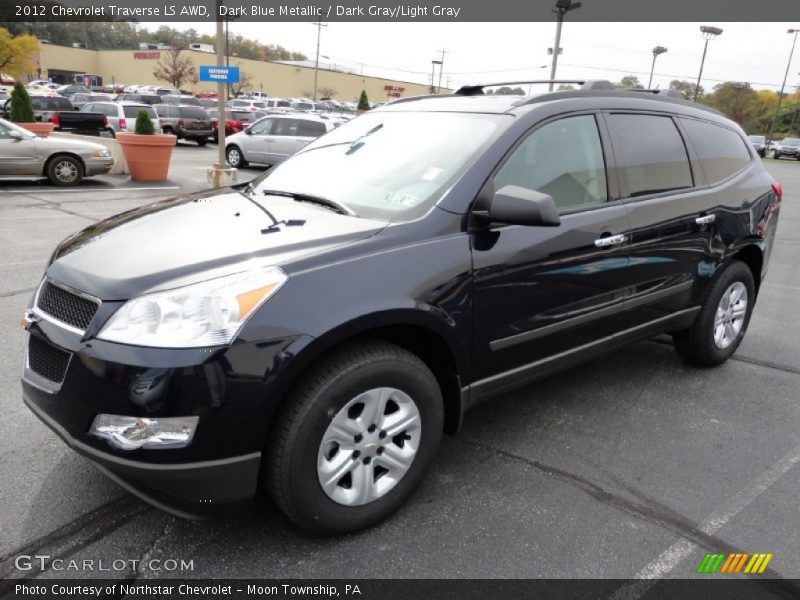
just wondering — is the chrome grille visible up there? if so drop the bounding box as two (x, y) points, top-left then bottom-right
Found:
(36, 280), (99, 331)
(27, 335), (71, 384)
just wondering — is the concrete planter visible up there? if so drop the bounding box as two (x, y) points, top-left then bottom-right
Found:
(116, 133), (177, 181)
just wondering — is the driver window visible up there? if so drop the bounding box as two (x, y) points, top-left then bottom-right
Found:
(249, 119), (273, 135)
(0, 122), (11, 139)
(493, 114), (608, 212)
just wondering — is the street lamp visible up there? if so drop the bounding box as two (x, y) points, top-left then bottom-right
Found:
(548, 0), (582, 91)
(430, 60), (442, 94)
(312, 20), (328, 101)
(648, 46), (668, 89)
(694, 26), (723, 101)
(766, 29), (800, 146)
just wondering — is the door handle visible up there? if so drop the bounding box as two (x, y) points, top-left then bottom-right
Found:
(264, 138), (275, 142)
(695, 214), (716, 226)
(594, 234), (627, 248)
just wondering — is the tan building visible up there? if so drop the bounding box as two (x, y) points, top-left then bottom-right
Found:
(36, 43), (432, 102)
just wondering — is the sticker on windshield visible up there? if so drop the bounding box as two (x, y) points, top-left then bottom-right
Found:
(384, 192), (422, 207)
(421, 167), (443, 181)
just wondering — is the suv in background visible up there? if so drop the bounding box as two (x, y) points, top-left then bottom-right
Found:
(747, 134), (766, 157)
(80, 102), (159, 136)
(160, 95), (202, 107)
(224, 114), (333, 167)
(227, 98), (268, 112)
(773, 137), (800, 159)
(68, 93), (112, 110)
(153, 104), (213, 145)
(20, 81), (782, 536)
(114, 93), (162, 105)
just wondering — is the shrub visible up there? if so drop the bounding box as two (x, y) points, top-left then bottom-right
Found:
(357, 90), (369, 111)
(134, 109), (155, 135)
(9, 81), (35, 122)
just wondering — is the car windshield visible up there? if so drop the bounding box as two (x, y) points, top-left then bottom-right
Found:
(123, 105), (157, 118)
(748, 135), (765, 142)
(781, 138), (800, 146)
(0, 117), (35, 138)
(252, 111), (502, 221)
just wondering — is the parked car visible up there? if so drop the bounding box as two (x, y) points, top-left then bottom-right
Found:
(772, 137), (800, 159)
(152, 104), (212, 145)
(225, 114), (333, 167)
(56, 84), (91, 97)
(262, 97), (292, 111)
(227, 98), (268, 112)
(160, 95), (202, 107)
(80, 102), (159, 137)
(2, 94), (79, 124)
(0, 117), (112, 185)
(747, 134), (766, 157)
(68, 92), (112, 110)
(207, 109), (246, 140)
(20, 83), (781, 535)
(114, 93), (162, 105)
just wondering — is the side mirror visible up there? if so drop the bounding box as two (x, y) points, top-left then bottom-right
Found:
(9, 130), (24, 141)
(244, 127), (252, 135)
(484, 185), (561, 227)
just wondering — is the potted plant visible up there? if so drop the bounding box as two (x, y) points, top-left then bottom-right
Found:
(9, 81), (53, 137)
(357, 90), (370, 113)
(116, 110), (176, 181)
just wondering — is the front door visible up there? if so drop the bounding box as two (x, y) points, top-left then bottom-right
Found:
(0, 122), (41, 176)
(471, 114), (633, 395)
(243, 117), (274, 164)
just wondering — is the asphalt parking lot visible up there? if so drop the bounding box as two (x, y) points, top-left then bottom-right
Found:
(1, 148), (799, 589)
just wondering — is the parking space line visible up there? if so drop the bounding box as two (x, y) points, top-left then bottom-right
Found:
(608, 440), (800, 599)
(0, 186), (180, 194)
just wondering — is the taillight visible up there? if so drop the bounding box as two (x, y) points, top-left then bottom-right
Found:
(50, 114), (60, 127)
(177, 119), (185, 128)
(771, 182), (783, 200)
(103, 115), (108, 127)
(119, 118), (127, 130)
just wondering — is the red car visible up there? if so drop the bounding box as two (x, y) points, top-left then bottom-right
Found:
(208, 109), (260, 140)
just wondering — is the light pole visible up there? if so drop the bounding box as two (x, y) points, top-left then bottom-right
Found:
(766, 29), (799, 147)
(694, 26), (722, 101)
(436, 49), (448, 94)
(430, 60), (442, 94)
(312, 20), (328, 101)
(548, 0), (581, 91)
(648, 46), (667, 89)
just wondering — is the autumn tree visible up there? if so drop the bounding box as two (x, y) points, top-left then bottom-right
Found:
(669, 80), (703, 100)
(0, 28), (40, 79)
(153, 47), (198, 90)
(318, 87), (337, 99)
(615, 75), (644, 89)
(228, 65), (253, 97)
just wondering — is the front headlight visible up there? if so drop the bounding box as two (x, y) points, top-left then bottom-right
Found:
(97, 266), (287, 348)
(90, 149), (111, 158)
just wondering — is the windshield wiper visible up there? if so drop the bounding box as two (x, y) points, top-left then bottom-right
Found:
(261, 189), (357, 217)
(293, 123), (385, 157)
(231, 185), (306, 234)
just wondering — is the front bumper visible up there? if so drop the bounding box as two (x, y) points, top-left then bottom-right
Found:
(84, 157), (114, 176)
(21, 315), (311, 516)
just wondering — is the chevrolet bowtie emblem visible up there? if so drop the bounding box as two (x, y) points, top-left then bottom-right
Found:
(20, 310), (39, 330)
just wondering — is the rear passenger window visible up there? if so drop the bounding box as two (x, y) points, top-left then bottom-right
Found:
(680, 118), (751, 184)
(273, 119), (300, 136)
(493, 114), (608, 212)
(607, 114), (693, 198)
(298, 120), (326, 137)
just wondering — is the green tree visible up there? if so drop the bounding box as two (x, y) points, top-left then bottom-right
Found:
(700, 82), (759, 128)
(557, 84), (576, 91)
(615, 75), (644, 89)
(134, 109), (155, 135)
(0, 28), (40, 79)
(357, 90), (369, 111)
(493, 86), (525, 95)
(9, 81), (35, 122)
(669, 80), (703, 100)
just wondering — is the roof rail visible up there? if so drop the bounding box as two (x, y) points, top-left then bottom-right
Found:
(623, 88), (685, 99)
(454, 79), (614, 96)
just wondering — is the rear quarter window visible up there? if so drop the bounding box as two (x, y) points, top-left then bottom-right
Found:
(680, 118), (752, 184)
(607, 113), (693, 198)
(298, 120), (326, 137)
(123, 105), (156, 119)
(179, 107), (208, 119)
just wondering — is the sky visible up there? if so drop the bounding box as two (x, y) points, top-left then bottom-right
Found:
(141, 21), (799, 93)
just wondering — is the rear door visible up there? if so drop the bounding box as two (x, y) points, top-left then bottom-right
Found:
(268, 118), (301, 163)
(295, 119), (327, 153)
(603, 111), (716, 324)
(471, 113), (633, 393)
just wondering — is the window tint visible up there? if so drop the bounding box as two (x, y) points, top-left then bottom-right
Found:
(607, 114), (692, 198)
(179, 107), (208, 119)
(297, 120), (326, 137)
(273, 119), (300, 136)
(681, 119), (751, 183)
(493, 114), (608, 211)
(123, 105), (156, 119)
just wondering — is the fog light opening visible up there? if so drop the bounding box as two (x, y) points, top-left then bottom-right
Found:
(89, 414), (199, 451)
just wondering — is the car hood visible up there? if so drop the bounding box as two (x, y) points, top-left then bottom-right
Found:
(46, 188), (388, 300)
(34, 135), (107, 155)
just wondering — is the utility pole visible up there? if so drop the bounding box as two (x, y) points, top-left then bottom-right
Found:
(548, 0), (581, 91)
(430, 60), (441, 94)
(766, 29), (799, 147)
(312, 20), (328, 101)
(436, 49), (448, 94)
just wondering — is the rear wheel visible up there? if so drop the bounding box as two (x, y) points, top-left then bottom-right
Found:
(196, 138), (208, 146)
(226, 145), (247, 168)
(673, 260), (755, 366)
(46, 155), (83, 186)
(266, 340), (443, 535)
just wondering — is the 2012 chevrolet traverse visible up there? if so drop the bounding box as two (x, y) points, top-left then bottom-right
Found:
(21, 81), (782, 534)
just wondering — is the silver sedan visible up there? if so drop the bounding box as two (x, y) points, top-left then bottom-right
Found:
(0, 118), (114, 186)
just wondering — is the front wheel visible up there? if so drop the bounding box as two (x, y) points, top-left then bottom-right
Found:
(226, 145), (247, 168)
(673, 260), (755, 366)
(47, 155), (83, 186)
(196, 138), (208, 146)
(266, 340), (444, 535)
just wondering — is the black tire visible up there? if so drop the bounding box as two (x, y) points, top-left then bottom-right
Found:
(266, 340), (444, 535)
(196, 138), (208, 146)
(106, 127), (116, 139)
(162, 127), (173, 136)
(46, 155), (83, 187)
(673, 260), (755, 367)
(226, 145), (247, 168)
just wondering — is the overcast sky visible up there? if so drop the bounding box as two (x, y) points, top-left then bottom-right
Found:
(142, 21), (798, 93)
